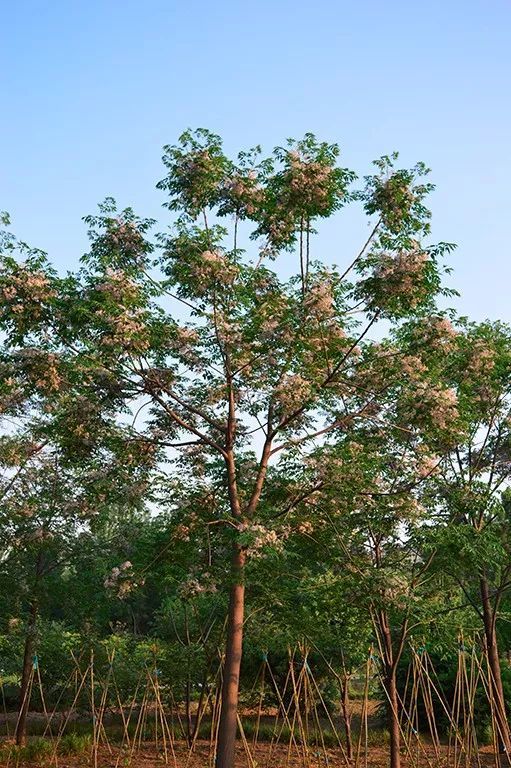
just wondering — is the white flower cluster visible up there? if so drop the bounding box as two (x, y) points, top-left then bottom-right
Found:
(104, 561), (144, 600)
(239, 522), (287, 559)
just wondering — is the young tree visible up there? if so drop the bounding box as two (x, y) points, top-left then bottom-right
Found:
(424, 320), (511, 753)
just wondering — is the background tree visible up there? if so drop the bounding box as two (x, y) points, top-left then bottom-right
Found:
(424, 320), (511, 753)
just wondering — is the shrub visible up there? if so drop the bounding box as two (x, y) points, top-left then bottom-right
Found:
(58, 732), (92, 755)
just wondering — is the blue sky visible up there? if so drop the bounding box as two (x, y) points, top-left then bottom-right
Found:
(1, 0), (510, 322)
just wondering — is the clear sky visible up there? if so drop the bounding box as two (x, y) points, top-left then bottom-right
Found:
(1, 0), (510, 322)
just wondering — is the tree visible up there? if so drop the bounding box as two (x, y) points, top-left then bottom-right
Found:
(0, 224), (155, 743)
(424, 320), (511, 753)
(0, 131), (453, 767)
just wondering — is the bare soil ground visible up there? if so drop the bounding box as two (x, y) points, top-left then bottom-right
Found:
(0, 740), (500, 768)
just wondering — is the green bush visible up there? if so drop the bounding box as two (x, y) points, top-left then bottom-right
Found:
(58, 732), (92, 755)
(0, 737), (55, 765)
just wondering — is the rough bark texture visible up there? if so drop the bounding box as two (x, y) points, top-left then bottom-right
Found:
(215, 546), (245, 768)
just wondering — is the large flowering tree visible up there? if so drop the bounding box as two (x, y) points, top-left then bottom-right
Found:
(0, 131), (455, 767)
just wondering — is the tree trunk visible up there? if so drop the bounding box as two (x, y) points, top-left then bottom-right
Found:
(385, 669), (401, 768)
(185, 673), (193, 746)
(340, 674), (353, 760)
(480, 577), (510, 753)
(379, 614), (401, 768)
(215, 546), (245, 768)
(15, 599), (38, 746)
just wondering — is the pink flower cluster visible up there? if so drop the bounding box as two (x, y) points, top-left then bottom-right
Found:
(403, 382), (459, 433)
(259, 154), (337, 251)
(97, 268), (140, 303)
(190, 250), (238, 293)
(223, 172), (265, 218)
(401, 355), (427, 378)
(409, 316), (459, 352)
(305, 276), (336, 319)
(178, 570), (218, 599)
(107, 218), (146, 256)
(466, 340), (496, 377)
(98, 307), (149, 353)
(372, 249), (429, 308)
(15, 348), (62, 392)
(287, 151), (334, 212)
(274, 374), (312, 416)
(416, 453), (440, 478)
(104, 561), (144, 600)
(239, 522), (285, 559)
(1, 268), (55, 318)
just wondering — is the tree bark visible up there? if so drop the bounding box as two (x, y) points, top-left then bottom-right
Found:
(215, 545), (245, 768)
(15, 598), (38, 746)
(378, 612), (401, 768)
(480, 576), (510, 753)
(385, 669), (401, 768)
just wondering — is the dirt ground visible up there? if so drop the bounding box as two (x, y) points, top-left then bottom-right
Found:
(0, 740), (501, 768)
(0, 701), (501, 768)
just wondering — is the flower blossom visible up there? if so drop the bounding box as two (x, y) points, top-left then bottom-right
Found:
(97, 268), (140, 302)
(178, 571), (218, 599)
(239, 522), (285, 559)
(305, 276), (336, 319)
(0, 268), (55, 324)
(402, 382), (459, 434)
(287, 152), (335, 212)
(190, 250), (238, 292)
(98, 308), (149, 352)
(104, 561), (144, 600)
(359, 248), (430, 313)
(275, 374), (312, 416)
